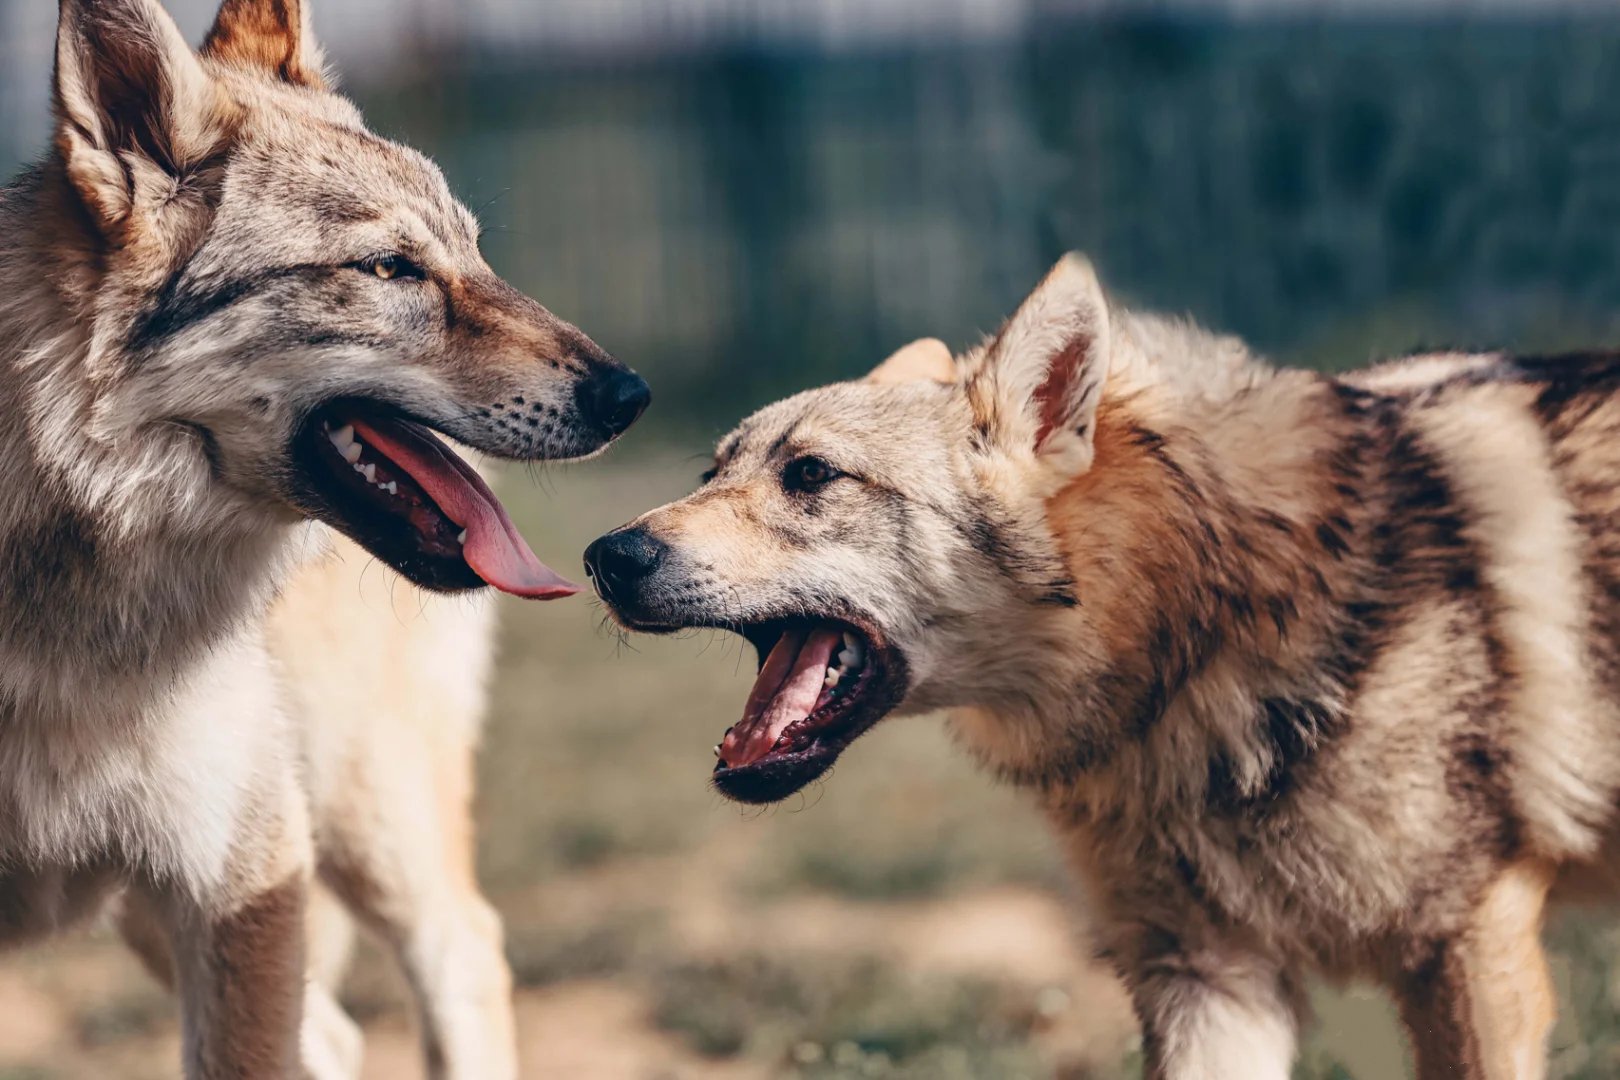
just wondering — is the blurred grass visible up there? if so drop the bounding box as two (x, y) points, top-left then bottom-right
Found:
(648, 954), (1047, 1077)
(2, 442), (1620, 1077)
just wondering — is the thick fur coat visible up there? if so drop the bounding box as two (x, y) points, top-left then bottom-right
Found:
(595, 255), (1620, 1079)
(0, 1), (641, 1076)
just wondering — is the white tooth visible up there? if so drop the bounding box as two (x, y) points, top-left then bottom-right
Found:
(842, 631), (857, 651)
(332, 423), (355, 446)
(385, 482), (397, 495)
(837, 648), (857, 669)
(824, 668), (841, 688)
(456, 529), (468, 545)
(713, 744), (722, 758)
(341, 442), (362, 464)
(362, 463), (376, 483)
(352, 463), (364, 474)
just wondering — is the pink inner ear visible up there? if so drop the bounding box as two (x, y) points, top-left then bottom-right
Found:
(1033, 337), (1088, 447)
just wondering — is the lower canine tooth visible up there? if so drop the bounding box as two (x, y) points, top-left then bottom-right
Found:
(456, 529), (468, 544)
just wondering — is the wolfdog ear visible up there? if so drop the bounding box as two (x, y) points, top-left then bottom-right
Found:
(203, 0), (329, 90)
(54, 0), (236, 237)
(968, 254), (1111, 479)
(866, 338), (956, 386)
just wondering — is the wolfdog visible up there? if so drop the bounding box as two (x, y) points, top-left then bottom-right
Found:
(0, 1), (648, 1076)
(587, 253), (1620, 1078)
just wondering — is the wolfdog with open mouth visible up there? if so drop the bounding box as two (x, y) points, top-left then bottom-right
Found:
(0, 1), (648, 1075)
(591, 253), (1620, 1078)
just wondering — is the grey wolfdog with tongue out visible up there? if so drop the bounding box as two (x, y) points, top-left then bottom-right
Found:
(0, 0), (647, 1076)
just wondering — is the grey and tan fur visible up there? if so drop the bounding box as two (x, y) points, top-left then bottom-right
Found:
(1, 1), (643, 1076)
(593, 254), (1620, 1077)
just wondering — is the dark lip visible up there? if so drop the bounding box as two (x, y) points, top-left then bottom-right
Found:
(285, 398), (486, 593)
(709, 616), (908, 806)
(593, 598), (695, 636)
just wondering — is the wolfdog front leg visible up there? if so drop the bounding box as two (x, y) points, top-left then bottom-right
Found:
(1392, 861), (1556, 1080)
(1126, 946), (1298, 1080)
(129, 765), (314, 1079)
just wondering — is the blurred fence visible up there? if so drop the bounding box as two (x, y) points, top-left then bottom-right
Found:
(6, 8), (1620, 435)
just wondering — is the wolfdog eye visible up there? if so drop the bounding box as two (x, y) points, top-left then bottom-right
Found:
(783, 456), (838, 493)
(357, 254), (424, 282)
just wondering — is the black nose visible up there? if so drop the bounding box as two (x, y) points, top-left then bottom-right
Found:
(584, 528), (666, 601)
(583, 368), (651, 437)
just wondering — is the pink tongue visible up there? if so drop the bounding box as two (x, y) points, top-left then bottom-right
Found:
(721, 627), (842, 767)
(347, 416), (579, 600)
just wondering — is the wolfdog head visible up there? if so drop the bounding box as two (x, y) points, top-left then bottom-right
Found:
(18, 0), (648, 597)
(587, 255), (1197, 802)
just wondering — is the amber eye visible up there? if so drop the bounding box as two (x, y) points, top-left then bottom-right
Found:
(358, 254), (423, 281)
(783, 456), (838, 492)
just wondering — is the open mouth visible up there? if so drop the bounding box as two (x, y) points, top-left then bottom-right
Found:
(289, 401), (578, 599)
(711, 619), (907, 805)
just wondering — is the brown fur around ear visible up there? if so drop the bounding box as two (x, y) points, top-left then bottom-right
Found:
(866, 338), (956, 386)
(203, 0), (328, 90)
(54, 0), (238, 237)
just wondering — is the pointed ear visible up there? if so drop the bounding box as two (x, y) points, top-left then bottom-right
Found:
(203, 0), (328, 90)
(866, 338), (956, 386)
(967, 254), (1112, 477)
(54, 0), (235, 238)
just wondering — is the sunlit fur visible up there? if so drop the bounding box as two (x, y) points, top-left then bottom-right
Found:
(0, 1), (627, 1076)
(613, 254), (1620, 1078)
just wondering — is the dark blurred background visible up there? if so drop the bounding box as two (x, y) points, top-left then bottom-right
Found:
(9, 0), (1620, 433)
(5, 2), (1620, 1077)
